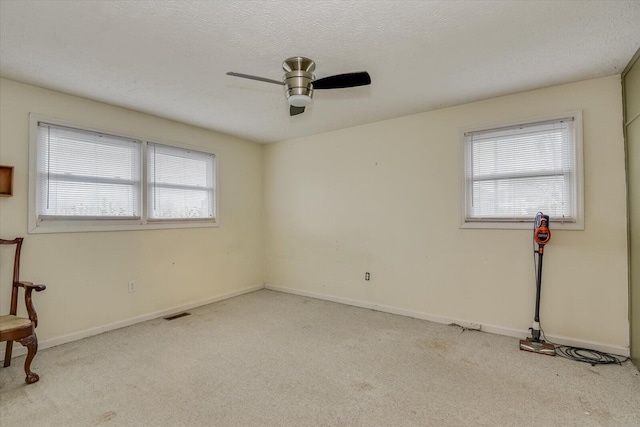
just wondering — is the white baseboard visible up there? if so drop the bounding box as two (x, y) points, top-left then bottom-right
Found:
(7, 283), (629, 360)
(264, 284), (630, 357)
(7, 284), (265, 358)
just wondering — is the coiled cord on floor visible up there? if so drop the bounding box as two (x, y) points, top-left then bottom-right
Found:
(539, 326), (629, 366)
(554, 345), (628, 365)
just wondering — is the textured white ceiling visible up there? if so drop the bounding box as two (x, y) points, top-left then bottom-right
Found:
(1, 1), (639, 143)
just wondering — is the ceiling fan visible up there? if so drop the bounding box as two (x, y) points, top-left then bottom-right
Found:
(227, 57), (371, 116)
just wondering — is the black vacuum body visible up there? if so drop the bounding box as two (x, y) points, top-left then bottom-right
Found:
(520, 213), (555, 356)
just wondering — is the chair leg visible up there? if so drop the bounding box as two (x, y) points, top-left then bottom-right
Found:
(3, 340), (13, 367)
(18, 334), (39, 384)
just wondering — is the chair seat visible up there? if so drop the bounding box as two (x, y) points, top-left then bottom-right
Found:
(0, 315), (32, 332)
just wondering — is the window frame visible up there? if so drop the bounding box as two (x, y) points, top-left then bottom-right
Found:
(28, 114), (218, 233)
(460, 111), (584, 230)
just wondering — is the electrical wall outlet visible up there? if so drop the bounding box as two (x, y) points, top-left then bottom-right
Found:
(365, 272), (370, 281)
(128, 280), (136, 293)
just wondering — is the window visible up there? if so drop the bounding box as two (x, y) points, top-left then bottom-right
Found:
(147, 143), (215, 221)
(36, 123), (142, 220)
(29, 115), (217, 233)
(462, 112), (583, 229)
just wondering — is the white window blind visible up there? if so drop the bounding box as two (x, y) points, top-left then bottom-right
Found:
(37, 122), (141, 219)
(147, 143), (215, 220)
(465, 117), (576, 222)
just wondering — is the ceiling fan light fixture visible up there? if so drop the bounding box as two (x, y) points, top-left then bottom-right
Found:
(288, 94), (312, 107)
(227, 56), (371, 116)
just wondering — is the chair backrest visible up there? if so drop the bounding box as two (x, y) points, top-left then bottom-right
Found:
(0, 237), (23, 316)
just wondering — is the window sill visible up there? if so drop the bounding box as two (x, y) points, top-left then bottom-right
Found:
(28, 220), (218, 234)
(460, 220), (584, 231)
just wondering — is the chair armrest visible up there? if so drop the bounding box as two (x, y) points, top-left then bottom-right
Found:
(17, 281), (46, 327)
(17, 281), (46, 292)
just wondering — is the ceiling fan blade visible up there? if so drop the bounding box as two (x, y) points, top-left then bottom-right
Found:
(226, 72), (283, 86)
(290, 105), (305, 116)
(312, 72), (371, 89)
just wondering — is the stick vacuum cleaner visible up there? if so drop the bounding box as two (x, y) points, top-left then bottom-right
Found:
(519, 213), (556, 356)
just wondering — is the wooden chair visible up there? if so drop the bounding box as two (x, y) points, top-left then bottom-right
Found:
(0, 238), (46, 384)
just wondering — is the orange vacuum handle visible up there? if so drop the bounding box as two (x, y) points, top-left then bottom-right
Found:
(534, 218), (551, 246)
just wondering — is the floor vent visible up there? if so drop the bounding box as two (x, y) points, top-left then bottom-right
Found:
(164, 312), (191, 321)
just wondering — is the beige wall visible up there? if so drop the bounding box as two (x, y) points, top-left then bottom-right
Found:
(0, 75), (630, 356)
(0, 78), (263, 347)
(264, 75), (629, 352)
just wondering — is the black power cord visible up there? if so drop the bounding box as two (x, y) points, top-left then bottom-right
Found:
(532, 213), (630, 366)
(539, 326), (629, 366)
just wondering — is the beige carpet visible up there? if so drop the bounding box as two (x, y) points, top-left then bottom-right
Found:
(1, 289), (639, 426)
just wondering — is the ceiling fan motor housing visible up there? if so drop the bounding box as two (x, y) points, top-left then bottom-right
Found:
(283, 57), (315, 106)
